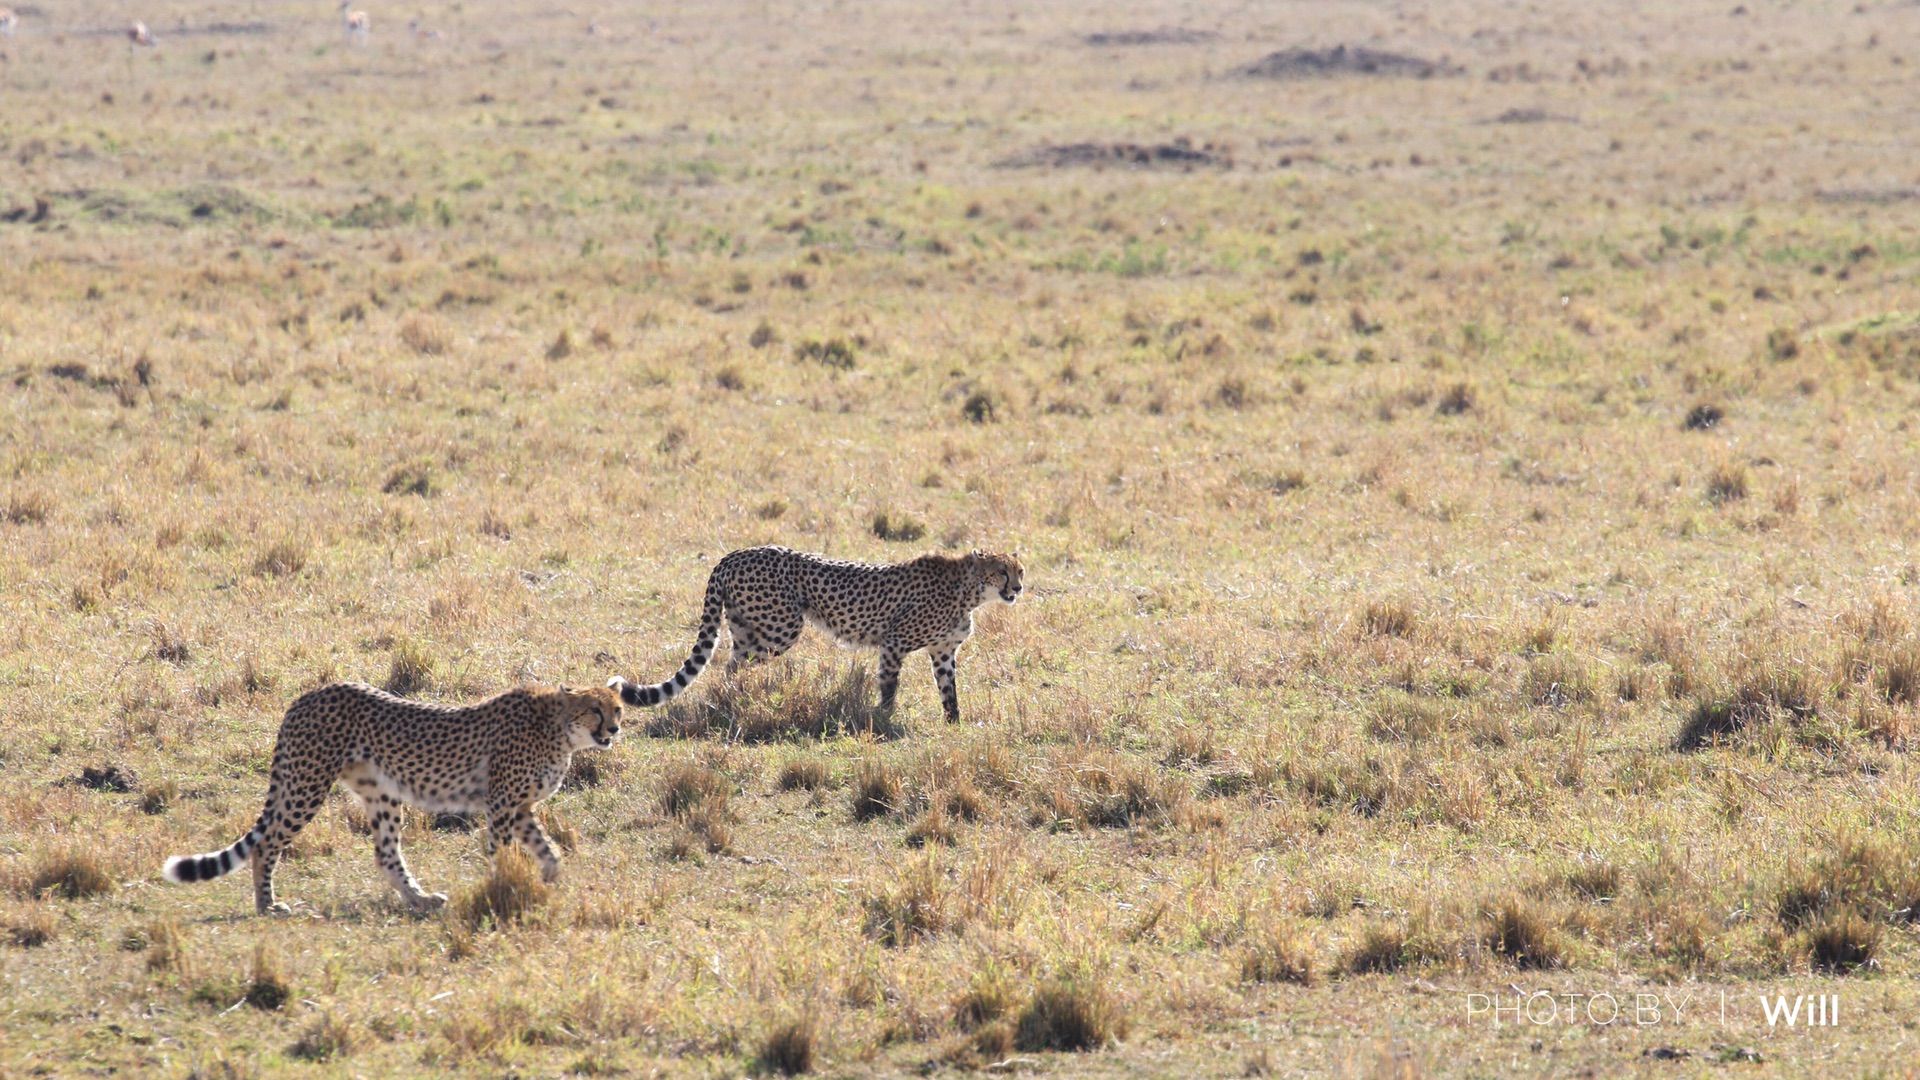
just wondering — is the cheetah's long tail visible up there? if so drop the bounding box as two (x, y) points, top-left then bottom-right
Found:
(610, 565), (726, 707)
(162, 816), (268, 884)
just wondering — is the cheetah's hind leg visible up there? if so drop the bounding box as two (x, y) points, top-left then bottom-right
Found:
(369, 794), (446, 912)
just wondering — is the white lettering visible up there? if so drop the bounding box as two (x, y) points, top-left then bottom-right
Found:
(1761, 995), (1803, 1028)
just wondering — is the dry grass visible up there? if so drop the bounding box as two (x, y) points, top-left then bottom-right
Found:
(4, 0), (1920, 1074)
(1014, 973), (1128, 1052)
(453, 845), (551, 931)
(19, 847), (117, 901)
(1240, 922), (1317, 985)
(756, 1013), (818, 1075)
(1481, 893), (1567, 970)
(289, 1011), (357, 1062)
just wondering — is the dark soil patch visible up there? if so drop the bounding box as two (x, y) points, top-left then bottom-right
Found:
(998, 138), (1229, 170)
(1683, 403), (1724, 430)
(1085, 28), (1218, 46)
(1239, 45), (1457, 80)
(70, 765), (139, 793)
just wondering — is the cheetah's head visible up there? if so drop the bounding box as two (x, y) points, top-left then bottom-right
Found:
(972, 550), (1024, 605)
(560, 684), (624, 751)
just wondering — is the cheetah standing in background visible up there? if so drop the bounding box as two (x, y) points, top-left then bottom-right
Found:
(162, 682), (622, 914)
(610, 547), (1023, 722)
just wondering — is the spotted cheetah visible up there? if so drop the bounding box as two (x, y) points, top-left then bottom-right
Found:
(610, 547), (1023, 722)
(161, 682), (622, 915)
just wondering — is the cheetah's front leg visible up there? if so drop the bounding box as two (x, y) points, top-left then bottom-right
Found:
(370, 795), (446, 912)
(490, 800), (563, 882)
(929, 647), (962, 722)
(876, 643), (905, 713)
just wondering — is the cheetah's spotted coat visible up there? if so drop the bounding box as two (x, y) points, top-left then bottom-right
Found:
(161, 682), (621, 914)
(611, 546), (1023, 722)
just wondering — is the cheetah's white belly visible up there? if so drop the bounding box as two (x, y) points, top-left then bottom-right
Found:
(341, 760), (489, 815)
(805, 612), (882, 649)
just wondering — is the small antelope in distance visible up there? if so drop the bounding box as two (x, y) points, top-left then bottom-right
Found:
(339, 1), (369, 44)
(127, 20), (154, 46)
(407, 18), (442, 40)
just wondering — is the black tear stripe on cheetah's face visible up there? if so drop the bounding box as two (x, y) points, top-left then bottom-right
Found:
(609, 547), (1023, 723)
(161, 682), (622, 915)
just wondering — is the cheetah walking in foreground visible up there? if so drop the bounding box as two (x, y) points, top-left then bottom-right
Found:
(162, 682), (622, 914)
(610, 547), (1023, 722)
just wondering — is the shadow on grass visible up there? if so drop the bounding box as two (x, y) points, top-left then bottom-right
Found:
(645, 658), (906, 742)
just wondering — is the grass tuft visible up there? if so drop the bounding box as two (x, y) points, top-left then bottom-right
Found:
(1340, 921), (1410, 974)
(7, 905), (57, 948)
(1705, 461), (1749, 505)
(454, 845), (550, 930)
(290, 1011), (357, 1061)
(852, 759), (902, 821)
(24, 846), (117, 900)
(1566, 858), (1622, 902)
(655, 660), (889, 741)
(871, 510), (927, 542)
(777, 757), (831, 792)
(1482, 893), (1566, 970)
(1802, 907), (1879, 973)
(245, 942), (291, 1010)
(252, 535), (309, 577)
(1014, 973), (1127, 1052)
(1241, 923), (1317, 985)
(1361, 598), (1417, 638)
(1678, 660), (1819, 749)
(863, 858), (950, 946)
(756, 1012), (818, 1075)
(399, 314), (451, 355)
(382, 459), (437, 497)
(3, 489), (55, 524)
(1435, 382), (1475, 415)
(659, 762), (733, 855)
(384, 636), (436, 697)
(953, 964), (1018, 1031)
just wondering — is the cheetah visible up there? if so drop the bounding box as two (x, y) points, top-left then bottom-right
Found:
(609, 547), (1023, 723)
(161, 682), (622, 915)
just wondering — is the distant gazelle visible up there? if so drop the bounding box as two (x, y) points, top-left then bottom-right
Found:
(339, 1), (369, 44)
(127, 20), (154, 46)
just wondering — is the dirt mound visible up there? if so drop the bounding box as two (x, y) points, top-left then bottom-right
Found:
(1239, 45), (1455, 80)
(68, 765), (138, 793)
(1085, 28), (1218, 46)
(998, 138), (1228, 170)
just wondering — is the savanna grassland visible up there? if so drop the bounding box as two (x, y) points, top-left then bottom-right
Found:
(5, 0), (1920, 1075)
